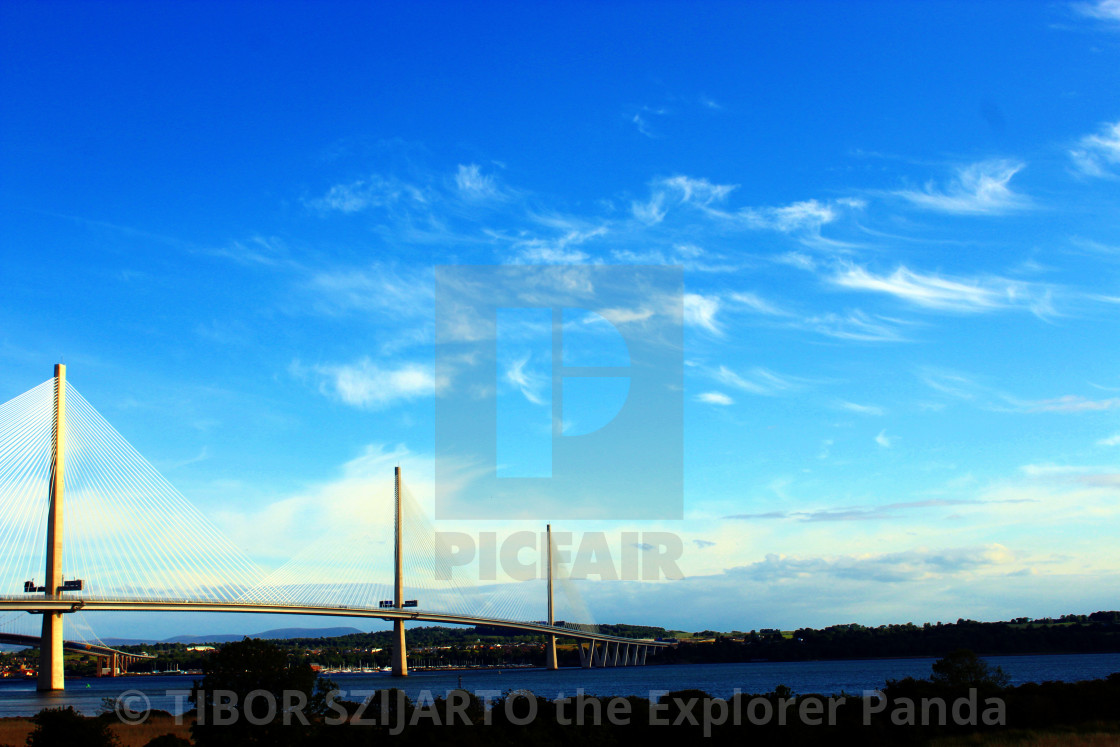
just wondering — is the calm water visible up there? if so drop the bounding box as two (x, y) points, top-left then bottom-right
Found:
(2, 653), (1119, 717)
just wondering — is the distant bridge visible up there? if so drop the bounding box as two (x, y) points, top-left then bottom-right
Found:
(0, 631), (154, 676)
(0, 366), (668, 690)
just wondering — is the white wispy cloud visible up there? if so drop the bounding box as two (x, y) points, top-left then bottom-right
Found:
(455, 163), (499, 197)
(504, 225), (607, 264)
(212, 443), (453, 563)
(1074, 0), (1120, 22)
(805, 310), (908, 342)
(895, 159), (1030, 214)
(593, 306), (656, 325)
(713, 365), (800, 395)
(1098, 433), (1120, 446)
(699, 95), (723, 110)
(875, 429), (893, 448)
(917, 367), (1120, 415)
(298, 358), (440, 409)
(1070, 120), (1120, 177)
(661, 175), (737, 205)
(1019, 463), (1120, 487)
(833, 264), (1001, 310)
(919, 368), (985, 401)
(727, 291), (788, 316)
(631, 191), (667, 223)
(728, 499), (1030, 523)
(609, 244), (741, 273)
(632, 175), (737, 224)
(503, 353), (548, 405)
(630, 174), (861, 248)
(631, 105), (668, 138)
(696, 391), (734, 406)
(306, 263), (432, 318)
(1026, 395), (1120, 413)
(738, 198), (843, 232)
(831, 263), (1054, 316)
(684, 292), (722, 334)
(775, 251), (818, 271)
(209, 236), (305, 270)
(632, 112), (654, 137)
(723, 545), (1016, 582)
(309, 174), (428, 213)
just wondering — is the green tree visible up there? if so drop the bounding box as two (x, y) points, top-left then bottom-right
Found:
(25, 706), (119, 747)
(189, 638), (334, 747)
(930, 649), (1011, 689)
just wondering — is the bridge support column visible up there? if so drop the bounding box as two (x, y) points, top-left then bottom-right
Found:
(392, 620), (408, 677)
(110, 652), (119, 677)
(38, 614), (64, 690)
(578, 642), (591, 668)
(639, 645), (648, 665)
(546, 635), (558, 670)
(37, 364), (67, 692)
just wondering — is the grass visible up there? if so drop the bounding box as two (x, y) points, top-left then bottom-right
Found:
(931, 721), (1120, 746)
(0, 713), (193, 747)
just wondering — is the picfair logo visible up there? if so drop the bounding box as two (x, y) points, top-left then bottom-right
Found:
(435, 265), (682, 520)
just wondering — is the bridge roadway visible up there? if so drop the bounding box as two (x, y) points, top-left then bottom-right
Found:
(0, 597), (667, 647)
(0, 597), (670, 670)
(0, 631), (154, 661)
(0, 630), (155, 678)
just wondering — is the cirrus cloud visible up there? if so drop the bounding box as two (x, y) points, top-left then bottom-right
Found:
(895, 159), (1030, 214)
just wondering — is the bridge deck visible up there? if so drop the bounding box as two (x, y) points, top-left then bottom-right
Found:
(0, 632), (154, 659)
(0, 598), (670, 647)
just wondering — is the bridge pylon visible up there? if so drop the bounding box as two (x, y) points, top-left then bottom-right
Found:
(38, 364), (67, 692)
(545, 523), (558, 670)
(391, 466), (408, 676)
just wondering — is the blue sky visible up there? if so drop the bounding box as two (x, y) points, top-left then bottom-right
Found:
(2, 0), (1120, 638)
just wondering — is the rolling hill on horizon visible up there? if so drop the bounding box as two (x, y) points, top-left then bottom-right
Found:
(101, 626), (366, 647)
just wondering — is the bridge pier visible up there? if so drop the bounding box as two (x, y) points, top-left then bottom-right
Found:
(602, 641), (615, 667)
(392, 620), (408, 676)
(546, 635), (558, 670)
(38, 613), (64, 690)
(576, 639), (651, 668)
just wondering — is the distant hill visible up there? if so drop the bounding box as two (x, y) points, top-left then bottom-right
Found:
(102, 626), (365, 646)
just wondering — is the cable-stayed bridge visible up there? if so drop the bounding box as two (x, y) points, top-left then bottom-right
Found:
(0, 366), (667, 690)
